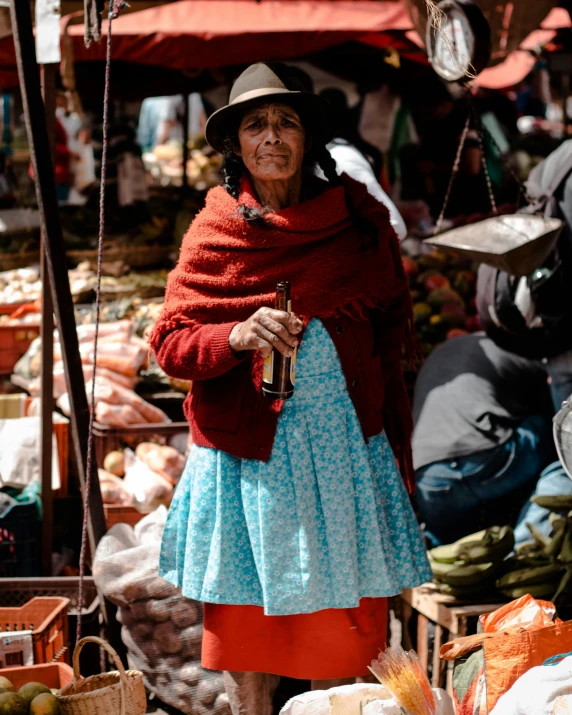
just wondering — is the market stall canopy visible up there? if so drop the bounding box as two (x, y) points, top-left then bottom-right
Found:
(67, 0), (413, 69)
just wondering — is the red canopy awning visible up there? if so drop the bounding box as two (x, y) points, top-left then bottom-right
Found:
(68, 0), (412, 69)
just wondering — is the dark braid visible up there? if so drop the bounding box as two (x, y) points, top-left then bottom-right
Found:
(314, 144), (379, 252)
(221, 138), (267, 225)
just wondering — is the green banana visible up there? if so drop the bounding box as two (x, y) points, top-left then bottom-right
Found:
(516, 541), (545, 557)
(543, 524), (567, 559)
(430, 530), (487, 564)
(560, 529), (572, 564)
(500, 583), (557, 600)
(549, 514), (567, 531)
(441, 561), (502, 587)
(429, 556), (463, 582)
(531, 495), (572, 512)
(526, 522), (552, 548)
(496, 563), (563, 590)
(504, 555), (552, 571)
(458, 526), (515, 565)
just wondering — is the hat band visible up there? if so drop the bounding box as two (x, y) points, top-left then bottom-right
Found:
(230, 87), (300, 106)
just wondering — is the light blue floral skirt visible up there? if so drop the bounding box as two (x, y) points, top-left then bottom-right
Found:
(160, 320), (432, 616)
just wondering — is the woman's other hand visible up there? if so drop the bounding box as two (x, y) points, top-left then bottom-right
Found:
(229, 308), (302, 357)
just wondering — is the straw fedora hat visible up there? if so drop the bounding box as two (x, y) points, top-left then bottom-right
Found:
(205, 62), (331, 154)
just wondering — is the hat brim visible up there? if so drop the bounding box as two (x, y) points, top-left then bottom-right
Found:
(205, 90), (332, 154)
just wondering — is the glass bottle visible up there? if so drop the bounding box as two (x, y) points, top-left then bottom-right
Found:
(262, 281), (296, 400)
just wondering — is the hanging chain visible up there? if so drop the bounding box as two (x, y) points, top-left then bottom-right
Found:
(76, 0), (125, 646)
(434, 114), (471, 235)
(476, 115), (533, 207)
(472, 106), (498, 216)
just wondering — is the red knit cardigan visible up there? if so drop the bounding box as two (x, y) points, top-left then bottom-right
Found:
(151, 178), (415, 493)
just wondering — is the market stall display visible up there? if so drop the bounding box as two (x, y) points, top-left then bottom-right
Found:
(143, 140), (222, 191)
(441, 595), (572, 714)
(428, 517), (572, 605)
(93, 509), (229, 715)
(402, 247), (481, 357)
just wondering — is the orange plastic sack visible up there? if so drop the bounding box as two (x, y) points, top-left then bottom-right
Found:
(484, 620), (572, 712)
(480, 594), (559, 633)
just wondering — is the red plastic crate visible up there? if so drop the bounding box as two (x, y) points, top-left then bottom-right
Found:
(0, 662), (74, 690)
(0, 323), (39, 374)
(0, 597), (70, 665)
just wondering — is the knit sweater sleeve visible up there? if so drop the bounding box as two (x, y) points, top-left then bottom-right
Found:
(152, 321), (245, 381)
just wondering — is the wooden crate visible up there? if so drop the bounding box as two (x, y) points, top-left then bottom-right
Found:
(398, 585), (505, 695)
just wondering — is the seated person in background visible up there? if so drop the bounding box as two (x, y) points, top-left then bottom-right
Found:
(413, 333), (555, 547)
(319, 87), (407, 240)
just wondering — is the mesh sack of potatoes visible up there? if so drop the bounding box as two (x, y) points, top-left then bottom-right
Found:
(93, 507), (230, 715)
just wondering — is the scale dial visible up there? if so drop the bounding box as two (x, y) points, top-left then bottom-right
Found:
(427, 0), (491, 82)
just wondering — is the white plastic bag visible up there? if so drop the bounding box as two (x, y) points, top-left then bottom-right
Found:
(123, 449), (174, 511)
(489, 654), (572, 715)
(280, 684), (454, 715)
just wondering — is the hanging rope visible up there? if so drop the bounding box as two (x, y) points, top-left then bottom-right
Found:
(76, 0), (125, 645)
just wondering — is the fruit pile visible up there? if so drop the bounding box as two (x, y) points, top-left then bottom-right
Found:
(0, 678), (59, 715)
(429, 502), (572, 605)
(428, 526), (515, 601)
(500, 494), (572, 608)
(402, 248), (481, 357)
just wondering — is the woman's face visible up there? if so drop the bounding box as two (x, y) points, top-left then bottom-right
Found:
(236, 104), (306, 183)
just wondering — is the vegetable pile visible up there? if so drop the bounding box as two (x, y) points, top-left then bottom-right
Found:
(402, 247), (481, 357)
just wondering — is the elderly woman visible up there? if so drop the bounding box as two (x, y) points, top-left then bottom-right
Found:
(150, 63), (431, 713)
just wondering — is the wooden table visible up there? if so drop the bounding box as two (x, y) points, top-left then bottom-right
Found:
(399, 585), (504, 694)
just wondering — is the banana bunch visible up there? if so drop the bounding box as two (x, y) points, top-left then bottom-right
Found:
(499, 496), (572, 607)
(429, 498), (572, 606)
(429, 526), (514, 600)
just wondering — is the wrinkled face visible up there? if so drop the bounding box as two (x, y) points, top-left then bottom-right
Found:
(236, 103), (306, 182)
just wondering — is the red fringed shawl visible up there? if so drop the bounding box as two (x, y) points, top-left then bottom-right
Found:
(151, 174), (417, 490)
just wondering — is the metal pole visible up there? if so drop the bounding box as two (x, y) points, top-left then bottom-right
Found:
(10, 0), (107, 549)
(40, 62), (56, 577)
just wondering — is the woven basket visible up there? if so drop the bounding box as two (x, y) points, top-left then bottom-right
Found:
(58, 636), (146, 715)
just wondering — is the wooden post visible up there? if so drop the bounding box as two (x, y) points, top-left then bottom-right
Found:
(40, 62), (56, 578)
(9, 0), (107, 550)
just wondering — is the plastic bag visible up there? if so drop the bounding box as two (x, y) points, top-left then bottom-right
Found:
(489, 653), (572, 714)
(54, 320), (133, 346)
(93, 508), (226, 715)
(369, 647), (436, 715)
(122, 449), (173, 510)
(279, 685), (453, 715)
(78, 341), (146, 377)
(480, 594), (559, 633)
(444, 598), (572, 714)
(135, 444), (186, 485)
(87, 379), (169, 424)
(20, 364), (137, 400)
(99, 469), (132, 505)
(94, 402), (147, 427)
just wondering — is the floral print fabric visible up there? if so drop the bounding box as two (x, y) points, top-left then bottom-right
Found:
(160, 320), (432, 616)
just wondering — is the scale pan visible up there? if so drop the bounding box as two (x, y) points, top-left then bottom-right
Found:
(425, 215), (563, 277)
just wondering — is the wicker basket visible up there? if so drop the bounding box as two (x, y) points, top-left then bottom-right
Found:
(58, 636), (146, 715)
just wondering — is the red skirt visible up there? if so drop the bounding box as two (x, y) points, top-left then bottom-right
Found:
(202, 598), (388, 680)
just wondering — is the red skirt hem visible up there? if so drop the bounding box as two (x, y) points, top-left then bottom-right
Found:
(202, 598), (388, 680)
